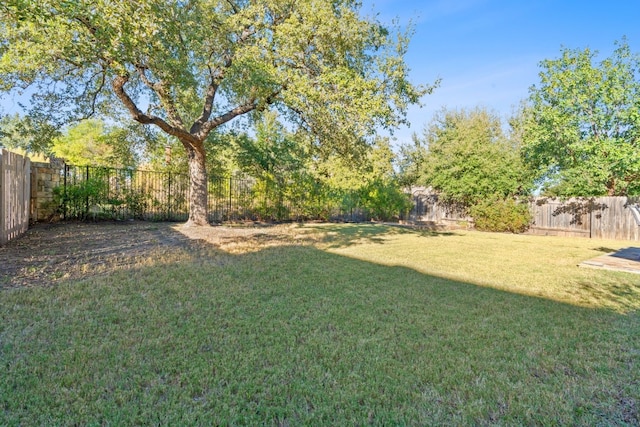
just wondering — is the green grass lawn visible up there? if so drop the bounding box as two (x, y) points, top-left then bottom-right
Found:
(1, 224), (639, 425)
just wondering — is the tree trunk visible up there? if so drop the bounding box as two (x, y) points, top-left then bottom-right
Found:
(185, 142), (209, 226)
(606, 177), (617, 196)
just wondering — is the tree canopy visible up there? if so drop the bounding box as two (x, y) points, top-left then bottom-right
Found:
(521, 39), (640, 196)
(416, 107), (532, 207)
(0, 113), (60, 156)
(0, 0), (431, 225)
(51, 119), (141, 167)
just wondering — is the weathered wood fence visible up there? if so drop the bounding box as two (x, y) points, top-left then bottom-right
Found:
(528, 197), (640, 240)
(0, 149), (31, 245)
(406, 187), (472, 227)
(407, 187), (640, 240)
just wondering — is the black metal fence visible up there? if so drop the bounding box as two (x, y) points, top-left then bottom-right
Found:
(59, 164), (369, 223)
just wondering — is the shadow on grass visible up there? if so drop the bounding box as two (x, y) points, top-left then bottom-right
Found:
(1, 222), (638, 426)
(309, 222), (458, 249)
(593, 246), (620, 254)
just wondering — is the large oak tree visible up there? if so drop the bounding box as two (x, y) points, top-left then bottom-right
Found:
(0, 0), (430, 225)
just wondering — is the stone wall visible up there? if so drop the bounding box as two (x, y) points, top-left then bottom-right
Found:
(30, 160), (64, 222)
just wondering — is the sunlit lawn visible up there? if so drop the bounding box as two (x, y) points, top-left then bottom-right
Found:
(1, 223), (639, 425)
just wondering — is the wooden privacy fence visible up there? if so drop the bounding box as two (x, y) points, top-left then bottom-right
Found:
(0, 149), (31, 245)
(407, 187), (640, 240)
(406, 186), (472, 225)
(528, 197), (640, 240)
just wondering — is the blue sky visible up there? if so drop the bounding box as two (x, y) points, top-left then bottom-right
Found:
(362, 0), (640, 144)
(3, 1), (640, 148)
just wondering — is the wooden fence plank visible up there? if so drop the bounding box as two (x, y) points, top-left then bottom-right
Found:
(1, 149), (31, 245)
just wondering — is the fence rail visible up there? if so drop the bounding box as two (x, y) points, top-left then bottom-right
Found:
(0, 149), (31, 245)
(58, 164), (368, 223)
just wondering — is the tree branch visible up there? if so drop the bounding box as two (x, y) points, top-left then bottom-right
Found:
(225, 0), (239, 14)
(197, 99), (258, 139)
(197, 86), (283, 139)
(190, 65), (221, 135)
(112, 74), (198, 144)
(286, 103), (317, 135)
(135, 65), (185, 129)
(78, 67), (107, 120)
(191, 22), (258, 134)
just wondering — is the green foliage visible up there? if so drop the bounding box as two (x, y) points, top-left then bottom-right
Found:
(360, 178), (412, 221)
(0, 0), (432, 223)
(396, 134), (427, 187)
(234, 113), (313, 220)
(52, 119), (139, 167)
(235, 112), (307, 182)
(228, 115), (408, 222)
(419, 107), (533, 208)
(357, 139), (412, 221)
(314, 138), (407, 221)
(50, 167), (178, 221)
(52, 177), (109, 220)
(0, 113), (59, 156)
(469, 197), (532, 233)
(521, 39), (640, 196)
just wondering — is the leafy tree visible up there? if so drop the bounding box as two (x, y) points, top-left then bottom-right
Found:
(234, 112), (307, 183)
(52, 119), (140, 167)
(396, 134), (427, 187)
(0, 113), (59, 156)
(366, 137), (396, 179)
(0, 0), (431, 225)
(358, 138), (411, 220)
(419, 107), (532, 207)
(315, 137), (392, 190)
(313, 137), (409, 220)
(521, 39), (640, 196)
(234, 112), (312, 219)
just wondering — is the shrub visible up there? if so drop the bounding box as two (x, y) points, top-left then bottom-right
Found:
(470, 197), (532, 233)
(361, 179), (413, 221)
(52, 177), (109, 220)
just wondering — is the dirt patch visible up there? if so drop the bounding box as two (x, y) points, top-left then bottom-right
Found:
(0, 221), (311, 290)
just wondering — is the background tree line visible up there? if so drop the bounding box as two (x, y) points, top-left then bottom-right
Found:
(1, 0), (638, 233)
(0, 0), (431, 226)
(0, 109), (412, 222)
(395, 39), (640, 231)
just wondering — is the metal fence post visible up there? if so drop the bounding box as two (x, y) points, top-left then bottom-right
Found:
(63, 164), (68, 219)
(85, 165), (90, 216)
(168, 171), (172, 221)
